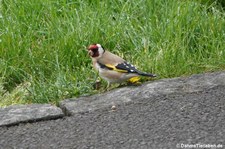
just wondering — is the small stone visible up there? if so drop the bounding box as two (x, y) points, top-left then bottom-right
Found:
(111, 105), (117, 111)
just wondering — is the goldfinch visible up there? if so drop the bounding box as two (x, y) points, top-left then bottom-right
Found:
(87, 43), (156, 87)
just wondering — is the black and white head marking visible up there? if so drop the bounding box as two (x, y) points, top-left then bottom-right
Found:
(96, 44), (105, 57)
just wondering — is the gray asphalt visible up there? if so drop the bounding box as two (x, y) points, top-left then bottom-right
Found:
(0, 85), (225, 149)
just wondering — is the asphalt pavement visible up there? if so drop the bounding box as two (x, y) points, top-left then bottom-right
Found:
(0, 73), (225, 149)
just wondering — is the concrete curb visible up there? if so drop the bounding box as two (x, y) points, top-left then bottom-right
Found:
(59, 71), (225, 115)
(0, 104), (64, 127)
(0, 71), (225, 127)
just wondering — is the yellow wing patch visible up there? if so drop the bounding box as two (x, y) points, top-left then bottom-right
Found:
(105, 64), (128, 73)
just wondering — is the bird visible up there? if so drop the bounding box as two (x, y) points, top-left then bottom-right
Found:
(87, 43), (156, 88)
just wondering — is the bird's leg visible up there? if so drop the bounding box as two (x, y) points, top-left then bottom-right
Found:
(93, 71), (103, 90)
(106, 81), (111, 90)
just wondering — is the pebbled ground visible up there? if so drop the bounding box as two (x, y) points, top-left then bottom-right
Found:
(0, 85), (224, 149)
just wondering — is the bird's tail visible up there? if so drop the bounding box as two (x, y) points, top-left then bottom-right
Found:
(137, 71), (157, 77)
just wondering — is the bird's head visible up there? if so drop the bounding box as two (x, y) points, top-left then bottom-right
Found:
(87, 44), (105, 58)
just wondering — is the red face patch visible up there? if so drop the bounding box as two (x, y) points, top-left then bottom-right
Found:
(88, 44), (98, 51)
(87, 44), (99, 57)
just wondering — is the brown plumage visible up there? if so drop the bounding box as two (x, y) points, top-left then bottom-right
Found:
(87, 43), (156, 86)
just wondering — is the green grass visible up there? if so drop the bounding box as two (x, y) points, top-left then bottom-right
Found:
(0, 0), (225, 107)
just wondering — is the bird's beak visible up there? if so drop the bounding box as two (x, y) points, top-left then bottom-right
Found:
(88, 50), (93, 57)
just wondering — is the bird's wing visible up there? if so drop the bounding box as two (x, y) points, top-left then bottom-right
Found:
(97, 50), (156, 77)
(98, 61), (139, 73)
(114, 62), (139, 73)
(98, 61), (156, 77)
